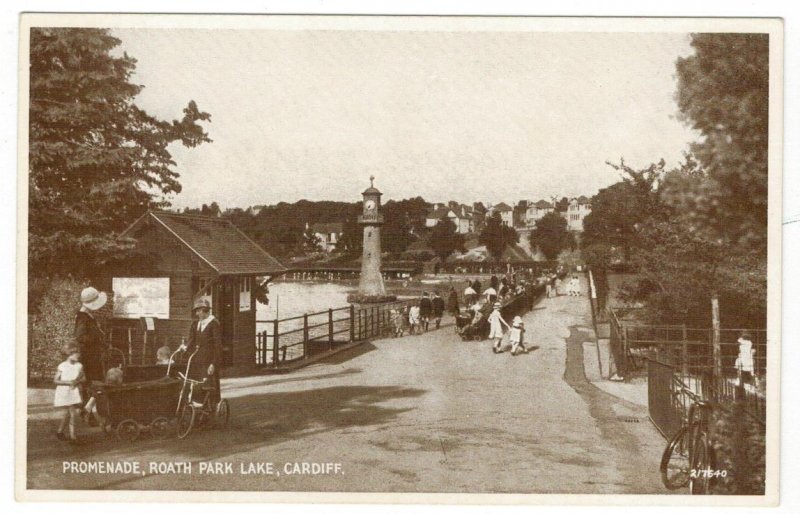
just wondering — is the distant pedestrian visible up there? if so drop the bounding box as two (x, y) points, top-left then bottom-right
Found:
(408, 303), (421, 335)
(483, 286), (498, 305)
(735, 331), (756, 386)
(472, 279), (482, 296)
(419, 292), (433, 331)
(509, 316), (527, 355)
(432, 291), (445, 329)
(571, 276), (581, 296)
(392, 308), (407, 337)
(447, 287), (460, 316)
(488, 302), (511, 353)
(464, 281), (477, 307)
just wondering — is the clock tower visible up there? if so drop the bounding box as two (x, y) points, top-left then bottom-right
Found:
(357, 175), (386, 297)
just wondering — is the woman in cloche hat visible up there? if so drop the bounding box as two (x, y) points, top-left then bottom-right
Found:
(182, 298), (222, 406)
(74, 287), (107, 386)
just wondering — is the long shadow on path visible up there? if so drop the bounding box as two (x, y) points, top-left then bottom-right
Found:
(27, 384), (426, 490)
(562, 324), (668, 494)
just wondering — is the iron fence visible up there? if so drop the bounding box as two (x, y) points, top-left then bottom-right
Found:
(255, 299), (417, 367)
(606, 307), (769, 438)
(255, 287), (544, 369)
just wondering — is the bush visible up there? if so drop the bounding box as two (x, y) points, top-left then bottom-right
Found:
(27, 277), (113, 385)
(709, 402), (766, 494)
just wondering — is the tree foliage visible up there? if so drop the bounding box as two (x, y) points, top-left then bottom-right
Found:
(529, 211), (572, 260)
(29, 28), (212, 278)
(478, 212), (519, 261)
(428, 218), (466, 262)
(582, 159), (665, 262)
(674, 33), (769, 252)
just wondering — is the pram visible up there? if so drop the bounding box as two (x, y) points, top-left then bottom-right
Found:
(458, 309), (489, 341)
(89, 347), (185, 442)
(89, 346), (230, 441)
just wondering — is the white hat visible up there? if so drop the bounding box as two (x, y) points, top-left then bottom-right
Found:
(80, 287), (107, 311)
(513, 316), (523, 327)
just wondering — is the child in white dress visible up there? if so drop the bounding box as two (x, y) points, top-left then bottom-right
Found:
(488, 303), (511, 353)
(54, 344), (85, 444)
(509, 316), (527, 355)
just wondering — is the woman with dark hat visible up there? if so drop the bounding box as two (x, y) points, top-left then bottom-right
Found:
(74, 287), (108, 385)
(183, 298), (222, 405)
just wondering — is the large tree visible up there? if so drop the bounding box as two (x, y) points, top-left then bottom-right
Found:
(582, 159), (665, 262)
(478, 212), (519, 262)
(29, 28), (212, 278)
(674, 33), (769, 252)
(529, 211), (572, 260)
(428, 218), (466, 263)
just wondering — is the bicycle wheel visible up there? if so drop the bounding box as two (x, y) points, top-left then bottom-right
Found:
(176, 404), (196, 440)
(689, 431), (712, 495)
(660, 425), (691, 489)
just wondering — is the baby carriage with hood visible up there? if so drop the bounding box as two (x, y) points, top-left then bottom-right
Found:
(458, 307), (490, 341)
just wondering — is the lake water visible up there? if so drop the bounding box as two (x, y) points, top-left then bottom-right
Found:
(256, 281), (356, 321)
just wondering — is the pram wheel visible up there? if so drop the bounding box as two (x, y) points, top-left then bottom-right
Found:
(215, 399), (230, 428)
(176, 404), (196, 439)
(116, 419), (140, 442)
(150, 417), (170, 438)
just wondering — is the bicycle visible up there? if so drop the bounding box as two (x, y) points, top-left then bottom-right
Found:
(174, 346), (230, 439)
(175, 372), (230, 439)
(660, 386), (716, 494)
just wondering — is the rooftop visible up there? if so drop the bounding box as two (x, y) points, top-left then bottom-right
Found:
(122, 211), (286, 275)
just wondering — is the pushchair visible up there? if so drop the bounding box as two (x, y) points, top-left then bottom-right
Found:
(458, 309), (489, 341)
(89, 346), (185, 442)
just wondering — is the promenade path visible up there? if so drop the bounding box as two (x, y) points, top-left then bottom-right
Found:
(26, 276), (671, 494)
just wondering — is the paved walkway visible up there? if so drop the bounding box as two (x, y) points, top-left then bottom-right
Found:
(26, 277), (672, 494)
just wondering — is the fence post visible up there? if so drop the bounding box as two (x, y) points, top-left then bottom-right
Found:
(328, 308), (334, 350)
(303, 314), (309, 359)
(681, 325), (689, 378)
(372, 307), (377, 338)
(350, 304), (355, 342)
(711, 293), (722, 378)
(272, 319), (279, 368)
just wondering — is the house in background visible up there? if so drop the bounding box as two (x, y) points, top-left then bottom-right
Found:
(562, 196), (592, 231)
(310, 222), (344, 252)
(491, 202), (514, 227)
(525, 199), (555, 226)
(105, 211), (286, 372)
(425, 204), (474, 234)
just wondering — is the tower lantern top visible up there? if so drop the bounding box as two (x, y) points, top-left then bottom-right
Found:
(362, 175), (382, 196)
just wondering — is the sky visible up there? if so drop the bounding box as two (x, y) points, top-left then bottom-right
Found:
(113, 28), (700, 209)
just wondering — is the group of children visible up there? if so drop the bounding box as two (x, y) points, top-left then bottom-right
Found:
(488, 303), (528, 355)
(53, 343), (176, 444)
(391, 291), (446, 337)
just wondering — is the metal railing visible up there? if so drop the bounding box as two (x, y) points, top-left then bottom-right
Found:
(606, 307), (769, 438)
(255, 286), (545, 369)
(255, 299), (417, 367)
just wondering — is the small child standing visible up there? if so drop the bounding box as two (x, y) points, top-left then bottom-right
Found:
(509, 316), (527, 355)
(488, 303), (511, 353)
(54, 344), (85, 444)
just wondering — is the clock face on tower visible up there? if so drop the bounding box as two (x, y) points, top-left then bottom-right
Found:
(365, 200), (376, 211)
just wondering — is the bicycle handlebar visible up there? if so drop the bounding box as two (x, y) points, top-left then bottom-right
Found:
(177, 372), (207, 385)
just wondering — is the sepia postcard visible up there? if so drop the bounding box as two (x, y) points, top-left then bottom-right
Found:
(16, 13), (782, 505)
